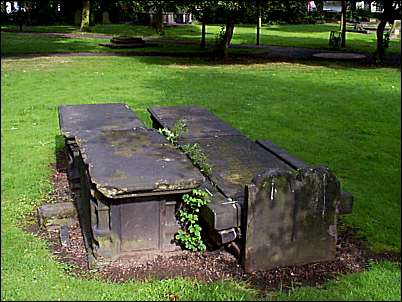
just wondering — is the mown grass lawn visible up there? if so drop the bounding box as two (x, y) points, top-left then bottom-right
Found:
(1, 54), (400, 300)
(2, 23), (400, 55)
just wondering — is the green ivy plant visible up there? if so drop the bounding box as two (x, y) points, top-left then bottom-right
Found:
(175, 189), (209, 252)
(158, 120), (212, 252)
(158, 120), (212, 176)
(158, 119), (187, 145)
(181, 143), (212, 176)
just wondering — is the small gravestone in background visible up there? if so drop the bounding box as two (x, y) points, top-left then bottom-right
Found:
(74, 10), (81, 26)
(390, 20), (401, 39)
(102, 11), (111, 24)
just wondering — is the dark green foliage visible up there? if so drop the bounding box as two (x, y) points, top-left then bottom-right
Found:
(176, 189), (209, 252)
(352, 8), (374, 22)
(262, 1), (308, 24)
(158, 119), (187, 145)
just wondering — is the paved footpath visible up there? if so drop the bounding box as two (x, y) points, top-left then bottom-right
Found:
(2, 31), (400, 66)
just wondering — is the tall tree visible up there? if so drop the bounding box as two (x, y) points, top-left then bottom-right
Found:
(80, 0), (90, 31)
(213, 1), (251, 57)
(17, 0), (22, 31)
(188, 1), (217, 49)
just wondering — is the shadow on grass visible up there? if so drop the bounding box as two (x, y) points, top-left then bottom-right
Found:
(1, 31), (400, 69)
(106, 53), (400, 71)
(1, 24), (78, 33)
(1, 32), (107, 54)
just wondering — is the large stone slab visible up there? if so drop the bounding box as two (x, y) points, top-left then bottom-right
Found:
(148, 106), (292, 201)
(149, 106), (241, 140)
(189, 136), (292, 201)
(76, 128), (205, 197)
(58, 103), (144, 140)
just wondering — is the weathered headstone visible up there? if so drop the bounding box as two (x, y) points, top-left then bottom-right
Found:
(74, 9), (81, 26)
(102, 11), (111, 24)
(243, 167), (339, 272)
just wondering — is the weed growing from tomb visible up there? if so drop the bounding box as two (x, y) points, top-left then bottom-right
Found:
(159, 120), (212, 252)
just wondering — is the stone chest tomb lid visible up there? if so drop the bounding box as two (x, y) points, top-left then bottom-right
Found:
(148, 106), (241, 140)
(58, 103), (144, 139)
(76, 128), (205, 198)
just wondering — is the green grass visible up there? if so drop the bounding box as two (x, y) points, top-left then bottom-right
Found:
(0, 31), (203, 55)
(0, 32), (109, 54)
(270, 261), (401, 301)
(1, 56), (400, 300)
(2, 23), (400, 55)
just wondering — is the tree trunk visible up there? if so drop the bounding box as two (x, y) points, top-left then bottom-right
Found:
(26, 3), (32, 26)
(17, 0), (22, 32)
(341, 0), (347, 48)
(224, 22), (235, 47)
(222, 22), (235, 58)
(375, 1), (394, 62)
(200, 20), (206, 49)
(376, 20), (387, 60)
(80, 0), (90, 32)
(153, 7), (164, 35)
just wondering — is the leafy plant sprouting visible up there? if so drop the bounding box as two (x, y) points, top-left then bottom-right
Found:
(158, 119), (187, 146)
(181, 143), (212, 176)
(158, 120), (212, 252)
(175, 188), (209, 252)
(158, 120), (212, 176)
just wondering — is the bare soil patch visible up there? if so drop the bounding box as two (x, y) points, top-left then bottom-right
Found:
(24, 151), (401, 292)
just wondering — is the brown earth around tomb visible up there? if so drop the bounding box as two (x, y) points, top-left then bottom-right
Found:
(23, 150), (401, 293)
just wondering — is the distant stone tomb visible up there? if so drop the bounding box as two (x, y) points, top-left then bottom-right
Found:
(99, 36), (158, 49)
